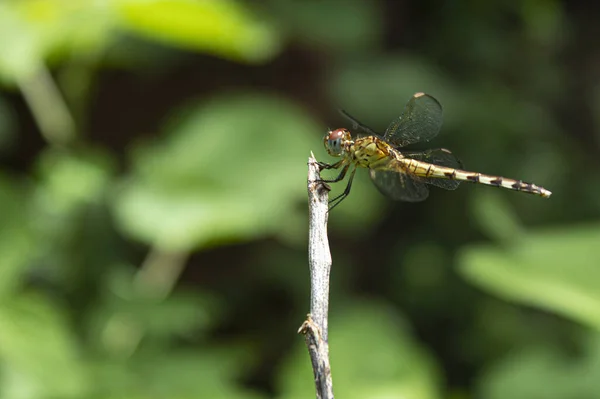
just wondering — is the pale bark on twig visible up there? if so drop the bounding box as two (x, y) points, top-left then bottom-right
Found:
(298, 153), (334, 399)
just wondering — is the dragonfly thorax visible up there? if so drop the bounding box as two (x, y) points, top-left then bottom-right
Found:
(324, 128), (352, 157)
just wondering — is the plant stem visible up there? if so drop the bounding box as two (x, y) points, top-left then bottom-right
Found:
(299, 153), (334, 399)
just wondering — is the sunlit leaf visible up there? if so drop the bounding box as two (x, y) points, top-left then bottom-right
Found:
(0, 294), (88, 398)
(0, 2), (44, 83)
(459, 223), (600, 330)
(15, 0), (114, 55)
(0, 0), (114, 84)
(0, 0), (281, 85)
(114, 0), (281, 63)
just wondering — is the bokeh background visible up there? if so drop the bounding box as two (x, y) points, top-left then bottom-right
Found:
(1, 0), (599, 398)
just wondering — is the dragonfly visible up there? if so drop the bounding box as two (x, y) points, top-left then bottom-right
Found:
(319, 92), (552, 210)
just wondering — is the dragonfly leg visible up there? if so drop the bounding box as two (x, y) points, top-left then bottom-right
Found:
(317, 159), (344, 171)
(319, 163), (349, 183)
(328, 166), (357, 211)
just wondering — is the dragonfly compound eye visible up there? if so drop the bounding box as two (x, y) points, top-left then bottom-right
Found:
(325, 128), (346, 156)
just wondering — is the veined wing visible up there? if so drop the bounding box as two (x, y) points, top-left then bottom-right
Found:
(384, 93), (443, 147)
(402, 148), (463, 190)
(339, 109), (380, 137)
(369, 169), (429, 202)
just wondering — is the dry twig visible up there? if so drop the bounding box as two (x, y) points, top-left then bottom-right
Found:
(298, 153), (334, 399)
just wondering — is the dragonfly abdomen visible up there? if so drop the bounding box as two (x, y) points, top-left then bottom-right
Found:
(401, 159), (552, 198)
(453, 171), (551, 197)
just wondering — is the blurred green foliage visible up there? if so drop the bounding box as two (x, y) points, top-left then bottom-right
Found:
(278, 302), (441, 399)
(0, 0), (599, 398)
(113, 93), (318, 250)
(0, 0), (279, 85)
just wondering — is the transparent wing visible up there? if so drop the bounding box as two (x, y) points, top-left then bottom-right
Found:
(403, 148), (463, 190)
(402, 148), (463, 168)
(339, 109), (381, 137)
(384, 93), (443, 147)
(369, 169), (429, 202)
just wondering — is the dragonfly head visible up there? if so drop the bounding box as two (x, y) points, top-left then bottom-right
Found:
(324, 128), (352, 157)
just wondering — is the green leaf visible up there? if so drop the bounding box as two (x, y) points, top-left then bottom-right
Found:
(459, 224), (600, 330)
(112, 92), (320, 250)
(470, 190), (525, 243)
(0, 0), (281, 84)
(114, 0), (281, 63)
(34, 148), (115, 213)
(0, 294), (88, 398)
(278, 301), (442, 399)
(87, 265), (219, 353)
(0, 0), (114, 85)
(92, 349), (265, 399)
(29, 149), (116, 283)
(477, 334), (600, 399)
(0, 2), (44, 83)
